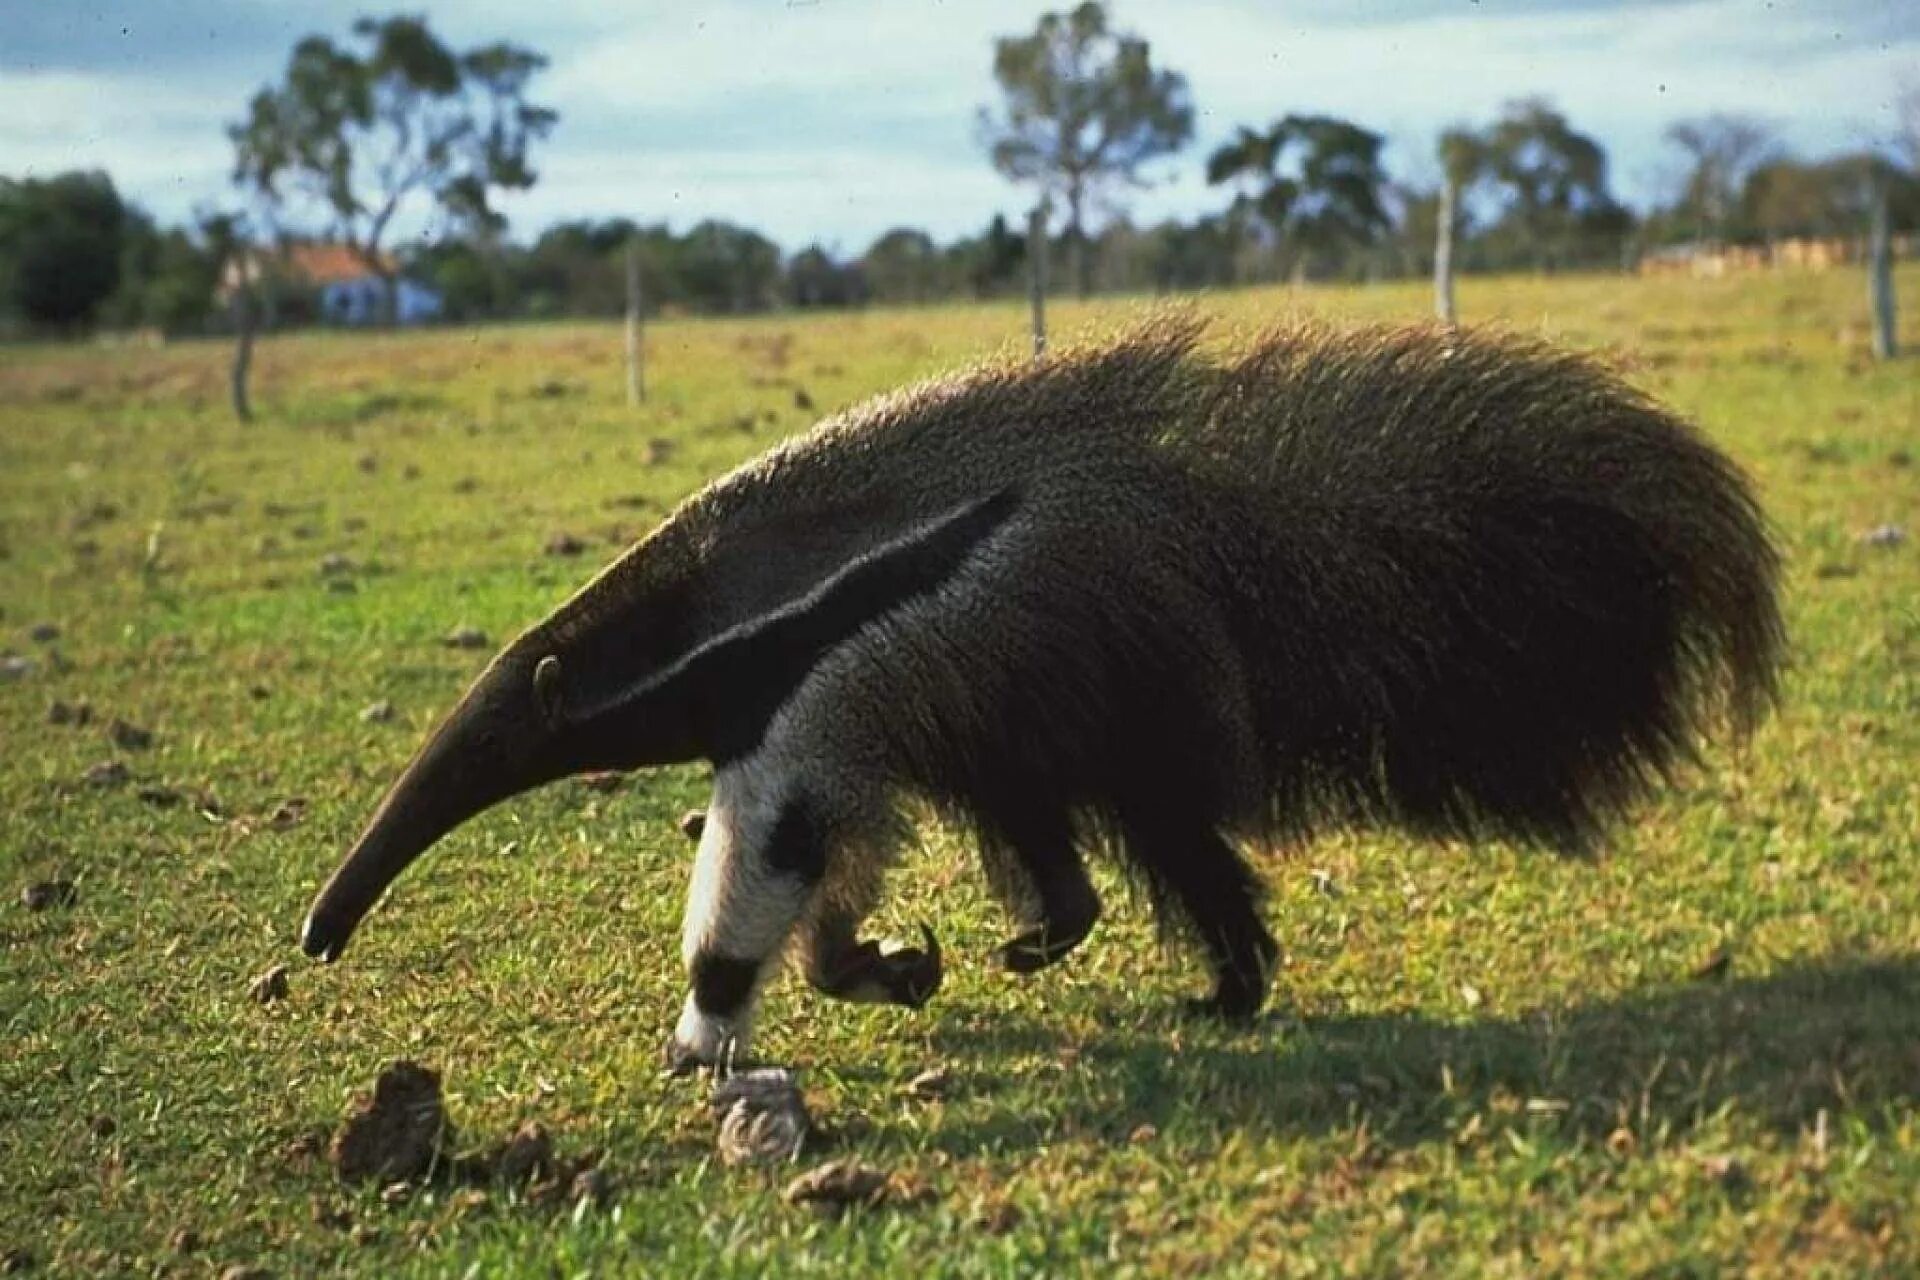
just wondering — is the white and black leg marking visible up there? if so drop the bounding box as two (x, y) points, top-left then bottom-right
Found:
(665, 755), (828, 1072)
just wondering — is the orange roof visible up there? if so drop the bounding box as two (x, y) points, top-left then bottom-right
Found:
(281, 242), (396, 284)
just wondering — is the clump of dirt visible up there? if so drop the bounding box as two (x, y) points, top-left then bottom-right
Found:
(543, 532), (586, 557)
(329, 1061), (453, 1185)
(781, 1159), (933, 1213)
(249, 964), (289, 1005)
(442, 626), (489, 650)
(21, 880), (78, 911)
(46, 699), (94, 726)
(713, 1067), (811, 1167)
(490, 1121), (554, 1185)
(104, 718), (152, 749)
(904, 1066), (952, 1101)
(82, 760), (129, 788)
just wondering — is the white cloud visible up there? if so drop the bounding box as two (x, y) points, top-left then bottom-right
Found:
(3, 0), (1914, 249)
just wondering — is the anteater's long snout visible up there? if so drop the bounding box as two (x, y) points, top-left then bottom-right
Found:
(300, 664), (560, 963)
(301, 728), (482, 962)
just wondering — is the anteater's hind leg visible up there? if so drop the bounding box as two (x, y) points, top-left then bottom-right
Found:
(1117, 805), (1277, 1020)
(978, 797), (1101, 974)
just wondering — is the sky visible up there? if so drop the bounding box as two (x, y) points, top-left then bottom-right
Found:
(1, 0), (1915, 254)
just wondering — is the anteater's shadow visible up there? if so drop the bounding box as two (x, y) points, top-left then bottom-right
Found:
(917, 956), (1920, 1154)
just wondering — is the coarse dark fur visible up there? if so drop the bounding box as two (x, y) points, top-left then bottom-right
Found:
(303, 315), (1784, 1033)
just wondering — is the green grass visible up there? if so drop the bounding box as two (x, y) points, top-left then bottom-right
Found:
(3, 269), (1917, 1277)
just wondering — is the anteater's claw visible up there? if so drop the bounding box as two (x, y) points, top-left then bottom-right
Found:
(998, 919), (1094, 974)
(879, 924), (942, 1009)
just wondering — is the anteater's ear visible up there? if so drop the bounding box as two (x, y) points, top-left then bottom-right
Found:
(533, 655), (567, 728)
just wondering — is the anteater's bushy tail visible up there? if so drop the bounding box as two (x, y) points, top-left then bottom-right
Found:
(1175, 321), (1783, 852)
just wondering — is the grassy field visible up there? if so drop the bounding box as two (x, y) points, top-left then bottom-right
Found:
(2, 268), (1916, 1277)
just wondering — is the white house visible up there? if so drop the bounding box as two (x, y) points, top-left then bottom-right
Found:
(220, 243), (443, 326)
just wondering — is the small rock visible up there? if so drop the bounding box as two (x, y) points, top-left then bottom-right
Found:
(544, 532), (586, 557)
(905, 1067), (951, 1101)
(449, 1188), (490, 1216)
(495, 1121), (553, 1185)
(281, 1129), (327, 1164)
(1858, 523), (1907, 548)
(442, 626), (488, 650)
(359, 700), (395, 725)
(250, 964), (290, 1005)
(46, 699), (93, 727)
(21, 881), (78, 911)
(108, 719), (153, 750)
(972, 1199), (1022, 1235)
(267, 798), (307, 831)
(27, 622), (60, 644)
(678, 809), (707, 841)
(782, 1159), (891, 1212)
(329, 1060), (452, 1185)
(1691, 946), (1732, 982)
(570, 1167), (611, 1208)
(714, 1067), (811, 1167)
(0, 655), (33, 682)
(82, 760), (129, 788)
(1460, 983), (1484, 1010)
(1698, 1154), (1750, 1192)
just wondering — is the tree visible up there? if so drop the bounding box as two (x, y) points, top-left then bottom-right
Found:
(862, 228), (944, 304)
(0, 170), (127, 328)
(1206, 114), (1390, 282)
(229, 15), (556, 322)
(978, 2), (1193, 296)
(1432, 127), (1487, 322)
(104, 209), (223, 334)
(1664, 114), (1776, 243)
(944, 214), (1027, 299)
(1479, 99), (1628, 272)
(786, 245), (867, 308)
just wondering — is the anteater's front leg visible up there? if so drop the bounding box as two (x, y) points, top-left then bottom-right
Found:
(665, 765), (828, 1072)
(800, 901), (942, 1009)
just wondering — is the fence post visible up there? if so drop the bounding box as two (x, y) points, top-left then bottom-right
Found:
(1869, 173), (1898, 361)
(1434, 178), (1458, 325)
(230, 258), (255, 424)
(1027, 200), (1050, 363)
(626, 238), (646, 405)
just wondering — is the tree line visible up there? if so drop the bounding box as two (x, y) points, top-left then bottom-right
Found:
(2, 5), (1915, 337)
